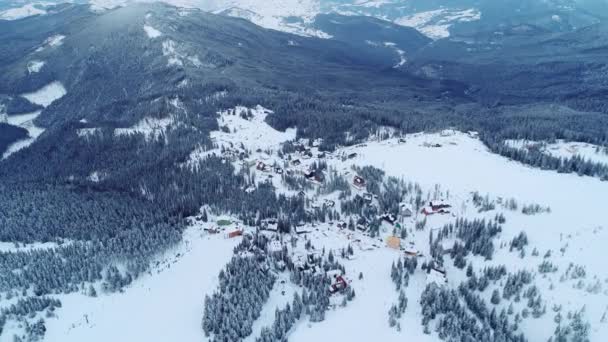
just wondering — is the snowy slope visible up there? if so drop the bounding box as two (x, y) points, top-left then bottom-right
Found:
(0, 3), (47, 20)
(43, 224), (239, 342)
(25, 125), (608, 342)
(2, 81), (67, 159)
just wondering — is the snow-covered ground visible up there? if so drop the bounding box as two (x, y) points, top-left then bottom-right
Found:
(143, 24), (162, 38)
(114, 116), (174, 140)
(43, 223), (239, 342)
(21, 81), (67, 107)
(27, 60), (46, 73)
(395, 8), (480, 39)
(3, 81), (66, 159)
(22, 125), (608, 342)
(0, 3), (47, 20)
(212, 105), (296, 152)
(506, 139), (608, 166)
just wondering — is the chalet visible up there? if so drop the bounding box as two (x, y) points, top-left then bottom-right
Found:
(323, 199), (335, 208)
(398, 138), (407, 144)
(294, 144), (307, 153)
(328, 272), (348, 294)
(304, 169), (324, 183)
(227, 230), (243, 238)
(403, 243), (420, 256)
(352, 175), (366, 189)
(430, 200), (451, 211)
(268, 240), (282, 253)
(336, 221), (347, 229)
(292, 159), (301, 166)
(261, 219), (278, 232)
(422, 200), (452, 216)
(356, 217), (368, 232)
(256, 161), (270, 172)
(204, 227), (219, 234)
(294, 225), (312, 235)
(427, 268), (448, 285)
(297, 190), (306, 198)
(347, 152), (358, 159)
(303, 150), (314, 159)
(399, 202), (413, 217)
(317, 152), (326, 159)
(440, 129), (456, 137)
(362, 193), (374, 203)
(380, 213), (397, 225)
(429, 259), (446, 275)
(244, 185), (256, 194)
(468, 131), (479, 139)
(404, 249), (420, 257)
(274, 167), (284, 175)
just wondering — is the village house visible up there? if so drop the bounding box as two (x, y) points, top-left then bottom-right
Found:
(261, 219), (278, 232)
(352, 175), (366, 189)
(304, 169), (324, 183)
(380, 212), (397, 225)
(422, 200), (452, 216)
(356, 217), (368, 231)
(399, 202), (413, 217)
(227, 230), (243, 238)
(256, 161), (271, 172)
(323, 199), (335, 208)
(327, 270), (349, 294)
(204, 227), (219, 234)
(294, 225), (312, 235)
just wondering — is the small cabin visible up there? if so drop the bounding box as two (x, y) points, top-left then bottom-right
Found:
(353, 175), (366, 188)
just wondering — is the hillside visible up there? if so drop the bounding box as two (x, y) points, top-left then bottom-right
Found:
(0, 2), (607, 342)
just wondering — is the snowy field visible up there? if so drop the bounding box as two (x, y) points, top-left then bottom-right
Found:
(506, 139), (608, 167)
(0, 3), (47, 20)
(43, 224), (239, 342)
(394, 8), (480, 39)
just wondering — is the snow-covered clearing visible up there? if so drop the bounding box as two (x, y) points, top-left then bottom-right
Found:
(395, 8), (480, 39)
(77, 127), (102, 138)
(0, 240), (68, 253)
(506, 139), (608, 166)
(3, 82), (66, 158)
(2, 111), (45, 159)
(0, 3), (46, 20)
(35, 34), (65, 52)
(44, 223), (239, 342)
(114, 116), (174, 140)
(212, 105), (296, 152)
(143, 24), (162, 38)
(21, 81), (67, 107)
(215, 0), (330, 38)
(27, 60), (46, 73)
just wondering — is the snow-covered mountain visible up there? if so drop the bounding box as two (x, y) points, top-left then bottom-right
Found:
(3, 0), (607, 39)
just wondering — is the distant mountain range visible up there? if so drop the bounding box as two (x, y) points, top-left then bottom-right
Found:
(3, 0), (607, 40)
